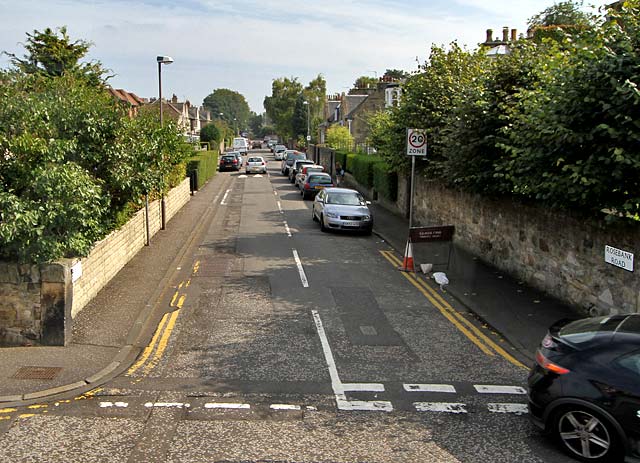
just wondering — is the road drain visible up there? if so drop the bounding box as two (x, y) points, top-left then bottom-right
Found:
(12, 366), (62, 380)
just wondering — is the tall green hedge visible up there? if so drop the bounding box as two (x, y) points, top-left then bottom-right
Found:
(341, 151), (397, 202)
(187, 149), (218, 190)
(373, 162), (397, 201)
(335, 149), (349, 171)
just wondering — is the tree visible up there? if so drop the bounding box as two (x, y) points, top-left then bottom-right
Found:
(292, 94), (308, 140)
(263, 77), (303, 141)
(303, 74), (326, 143)
(5, 26), (109, 86)
(352, 76), (377, 89)
(248, 113), (264, 137)
(200, 123), (221, 144)
(384, 69), (409, 80)
(202, 89), (251, 134)
(528, 1), (595, 42)
(325, 125), (353, 151)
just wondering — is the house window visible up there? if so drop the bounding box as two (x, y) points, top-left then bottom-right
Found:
(385, 87), (401, 108)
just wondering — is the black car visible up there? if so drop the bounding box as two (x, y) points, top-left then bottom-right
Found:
(528, 314), (640, 463)
(219, 153), (241, 171)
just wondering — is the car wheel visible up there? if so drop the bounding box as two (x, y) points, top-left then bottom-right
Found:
(551, 407), (622, 463)
(320, 214), (327, 232)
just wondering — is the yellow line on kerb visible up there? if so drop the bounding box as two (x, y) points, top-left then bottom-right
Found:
(127, 312), (170, 376)
(143, 310), (180, 375)
(170, 291), (180, 307)
(379, 250), (526, 369)
(193, 261), (201, 274)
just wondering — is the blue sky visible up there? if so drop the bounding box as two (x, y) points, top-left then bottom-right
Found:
(0, 0), (611, 113)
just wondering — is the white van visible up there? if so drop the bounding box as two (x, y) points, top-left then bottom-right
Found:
(232, 137), (249, 155)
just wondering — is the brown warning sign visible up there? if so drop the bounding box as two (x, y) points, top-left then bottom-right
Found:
(409, 225), (455, 243)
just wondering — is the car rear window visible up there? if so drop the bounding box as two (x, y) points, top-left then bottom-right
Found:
(309, 175), (332, 184)
(248, 158), (261, 162)
(222, 155), (235, 161)
(558, 316), (623, 345)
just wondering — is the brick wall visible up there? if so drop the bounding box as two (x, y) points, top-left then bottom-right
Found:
(0, 178), (191, 346)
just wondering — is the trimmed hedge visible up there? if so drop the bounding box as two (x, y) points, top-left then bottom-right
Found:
(187, 149), (219, 190)
(335, 149), (349, 171)
(373, 162), (397, 201)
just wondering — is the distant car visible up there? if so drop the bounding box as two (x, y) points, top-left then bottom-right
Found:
(300, 172), (334, 200)
(528, 314), (640, 463)
(245, 156), (267, 174)
(219, 153), (241, 171)
(295, 165), (324, 189)
(288, 159), (315, 183)
(251, 140), (262, 149)
(312, 188), (373, 234)
(281, 150), (306, 175)
(232, 137), (249, 155)
(273, 144), (287, 160)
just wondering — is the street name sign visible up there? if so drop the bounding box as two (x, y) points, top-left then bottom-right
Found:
(407, 129), (427, 156)
(605, 245), (634, 272)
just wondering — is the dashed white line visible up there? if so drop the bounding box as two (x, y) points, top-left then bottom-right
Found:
(99, 402), (129, 408)
(144, 402), (190, 409)
(474, 385), (527, 395)
(337, 400), (393, 412)
(220, 189), (231, 205)
(414, 402), (468, 414)
(343, 383), (385, 392)
(277, 201), (283, 213)
(292, 250), (308, 287)
(284, 221), (292, 237)
(404, 384), (457, 393)
(205, 403), (250, 410)
(487, 403), (529, 415)
(270, 404), (301, 411)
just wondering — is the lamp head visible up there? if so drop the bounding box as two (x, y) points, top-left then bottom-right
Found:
(157, 56), (174, 64)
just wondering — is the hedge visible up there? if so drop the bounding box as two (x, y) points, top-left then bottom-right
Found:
(373, 162), (397, 201)
(335, 149), (349, 171)
(187, 149), (219, 190)
(340, 151), (397, 202)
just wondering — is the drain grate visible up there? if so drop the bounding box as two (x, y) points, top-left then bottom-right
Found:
(12, 366), (62, 380)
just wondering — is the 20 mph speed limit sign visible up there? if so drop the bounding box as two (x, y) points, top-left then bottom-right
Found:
(406, 128), (427, 156)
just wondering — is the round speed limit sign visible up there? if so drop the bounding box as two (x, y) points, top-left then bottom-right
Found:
(407, 128), (427, 156)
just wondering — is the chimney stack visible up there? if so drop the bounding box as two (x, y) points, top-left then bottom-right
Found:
(511, 28), (517, 42)
(486, 29), (493, 43)
(502, 27), (509, 42)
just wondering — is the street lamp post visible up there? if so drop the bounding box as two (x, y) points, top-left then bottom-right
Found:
(157, 55), (173, 231)
(303, 100), (310, 148)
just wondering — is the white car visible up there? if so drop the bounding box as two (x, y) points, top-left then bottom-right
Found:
(273, 145), (287, 160)
(245, 156), (267, 174)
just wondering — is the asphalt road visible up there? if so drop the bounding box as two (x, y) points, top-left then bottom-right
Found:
(0, 149), (576, 463)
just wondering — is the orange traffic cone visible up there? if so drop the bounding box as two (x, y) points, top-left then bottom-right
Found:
(399, 239), (415, 272)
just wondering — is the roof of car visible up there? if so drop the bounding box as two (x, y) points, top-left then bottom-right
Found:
(324, 187), (360, 194)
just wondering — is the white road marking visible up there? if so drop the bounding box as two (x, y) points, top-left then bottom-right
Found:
(277, 201), (283, 214)
(311, 310), (393, 412)
(343, 383), (385, 392)
(205, 403), (250, 409)
(274, 191), (278, 196)
(487, 403), (529, 415)
(99, 402), (129, 408)
(292, 250), (308, 287)
(220, 189), (231, 205)
(474, 385), (527, 395)
(404, 384), (457, 393)
(306, 406), (318, 411)
(414, 402), (468, 414)
(270, 404), (301, 411)
(284, 221), (292, 237)
(254, 174), (263, 178)
(238, 174), (248, 178)
(144, 402), (190, 409)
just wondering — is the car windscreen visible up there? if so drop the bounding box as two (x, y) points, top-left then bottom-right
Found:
(309, 175), (332, 184)
(326, 192), (365, 205)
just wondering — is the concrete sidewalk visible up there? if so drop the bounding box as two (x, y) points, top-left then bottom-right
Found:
(0, 174), (229, 406)
(370, 202), (581, 363)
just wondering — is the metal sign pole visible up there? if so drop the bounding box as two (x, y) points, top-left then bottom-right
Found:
(409, 155), (416, 230)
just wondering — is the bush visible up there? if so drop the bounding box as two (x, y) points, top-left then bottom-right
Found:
(373, 162), (397, 201)
(200, 123), (220, 143)
(187, 149), (219, 190)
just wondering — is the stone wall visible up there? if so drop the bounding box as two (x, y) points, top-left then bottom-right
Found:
(0, 178), (191, 346)
(412, 180), (639, 315)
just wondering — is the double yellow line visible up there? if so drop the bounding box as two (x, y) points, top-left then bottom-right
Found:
(379, 250), (526, 370)
(128, 260), (200, 377)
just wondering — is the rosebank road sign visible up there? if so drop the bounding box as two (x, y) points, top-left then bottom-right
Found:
(605, 245), (634, 272)
(407, 128), (427, 156)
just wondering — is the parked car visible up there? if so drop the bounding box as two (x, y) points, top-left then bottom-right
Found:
(300, 172), (334, 200)
(251, 140), (262, 149)
(295, 164), (324, 189)
(312, 188), (373, 234)
(528, 314), (640, 463)
(281, 150), (306, 175)
(288, 159), (315, 183)
(274, 144), (287, 160)
(245, 156), (267, 174)
(219, 153), (241, 171)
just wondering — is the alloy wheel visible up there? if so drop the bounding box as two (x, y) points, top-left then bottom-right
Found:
(556, 409), (612, 460)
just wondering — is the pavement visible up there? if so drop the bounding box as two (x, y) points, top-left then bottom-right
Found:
(0, 166), (581, 407)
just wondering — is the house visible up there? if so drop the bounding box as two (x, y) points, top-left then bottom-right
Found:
(108, 88), (146, 118)
(319, 76), (402, 147)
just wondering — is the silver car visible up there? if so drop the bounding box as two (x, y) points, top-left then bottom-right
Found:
(312, 188), (373, 235)
(245, 156), (267, 174)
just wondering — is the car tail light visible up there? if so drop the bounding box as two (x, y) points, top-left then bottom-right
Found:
(536, 350), (570, 375)
(233, 159), (238, 164)
(304, 183), (310, 190)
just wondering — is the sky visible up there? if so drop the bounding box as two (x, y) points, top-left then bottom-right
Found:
(0, 0), (612, 113)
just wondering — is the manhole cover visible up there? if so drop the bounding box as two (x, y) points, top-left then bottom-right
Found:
(12, 366), (62, 380)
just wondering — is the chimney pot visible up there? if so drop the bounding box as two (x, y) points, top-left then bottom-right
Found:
(502, 26), (509, 42)
(486, 28), (493, 43)
(511, 28), (517, 42)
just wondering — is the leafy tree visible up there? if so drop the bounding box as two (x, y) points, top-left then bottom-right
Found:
(528, 1), (595, 42)
(292, 94), (308, 140)
(352, 76), (377, 89)
(4, 26), (109, 86)
(303, 74), (326, 142)
(325, 125), (353, 151)
(200, 123), (221, 144)
(202, 88), (251, 133)
(248, 113), (264, 137)
(263, 77), (303, 141)
(384, 69), (409, 80)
